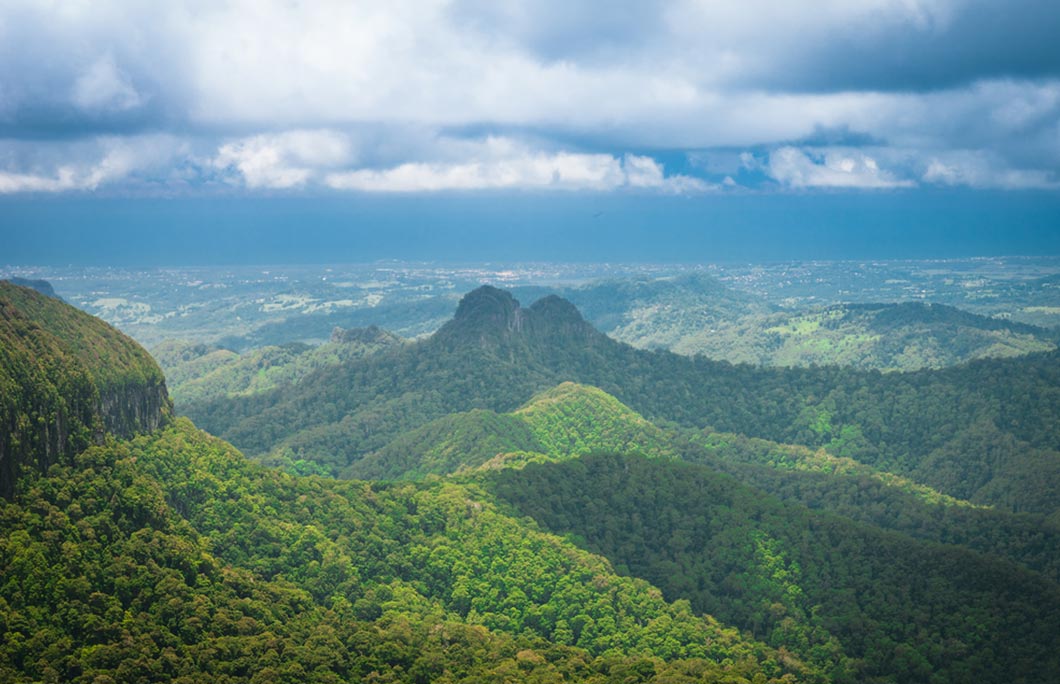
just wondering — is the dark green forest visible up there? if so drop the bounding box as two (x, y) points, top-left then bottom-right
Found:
(183, 287), (1060, 518)
(490, 454), (1060, 683)
(4, 280), (1060, 683)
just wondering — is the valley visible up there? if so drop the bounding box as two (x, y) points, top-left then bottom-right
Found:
(3, 277), (1060, 683)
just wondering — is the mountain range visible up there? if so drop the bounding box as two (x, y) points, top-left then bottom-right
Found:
(2, 279), (1060, 683)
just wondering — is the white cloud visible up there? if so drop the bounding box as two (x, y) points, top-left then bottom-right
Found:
(767, 147), (915, 189)
(923, 152), (1060, 189)
(325, 140), (709, 193)
(0, 1), (1058, 194)
(0, 135), (184, 193)
(213, 130), (354, 189)
(71, 54), (145, 112)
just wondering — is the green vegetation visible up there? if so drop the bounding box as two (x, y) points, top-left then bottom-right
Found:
(514, 276), (1055, 371)
(184, 286), (1060, 518)
(7, 281), (1060, 684)
(353, 377), (1060, 588)
(0, 420), (806, 683)
(346, 382), (673, 480)
(0, 281), (169, 499)
(665, 302), (1055, 371)
(515, 383), (674, 461)
(680, 434), (1060, 584)
(155, 326), (403, 406)
(490, 454), (1060, 684)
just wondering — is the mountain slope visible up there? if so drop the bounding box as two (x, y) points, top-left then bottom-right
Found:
(513, 275), (1054, 370)
(351, 381), (1060, 585)
(0, 418), (809, 683)
(184, 286), (1060, 517)
(155, 325), (403, 406)
(0, 281), (169, 498)
(490, 454), (1060, 684)
(346, 382), (673, 480)
(0, 289), (812, 683)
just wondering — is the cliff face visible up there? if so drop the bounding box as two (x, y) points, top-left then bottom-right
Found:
(0, 281), (171, 498)
(99, 381), (171, 437)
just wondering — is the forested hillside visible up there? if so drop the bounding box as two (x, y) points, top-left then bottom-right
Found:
(183, 286), (1060, 518)
(155, 325), (403, 405)
(490, 454), (1060, 684)
(515, 275), (1056, 370)
(6, 281), (1060, 684)
(0, 281), (169, 498)
(1, 419), (809, 683)
(0, 285), (812, 683)
(346, 382), (672, 480)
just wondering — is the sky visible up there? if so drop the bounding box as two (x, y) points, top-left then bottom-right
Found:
(1, 0), (1059, 263)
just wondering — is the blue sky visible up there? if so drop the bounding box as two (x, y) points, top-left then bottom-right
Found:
(1, 1), (1059, 262)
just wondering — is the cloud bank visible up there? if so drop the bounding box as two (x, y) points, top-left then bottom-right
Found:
(0, 0), (1057, 194)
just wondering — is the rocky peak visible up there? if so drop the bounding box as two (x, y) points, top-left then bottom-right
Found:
(434, 286), (598, 349)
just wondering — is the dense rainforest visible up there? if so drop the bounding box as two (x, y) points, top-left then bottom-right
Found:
(182, 286), (1060, 518)
(0, 281), (169, 499)
(3, 280), (1060, 683)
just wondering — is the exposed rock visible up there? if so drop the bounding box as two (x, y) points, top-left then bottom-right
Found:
(0, 281), (171, 498)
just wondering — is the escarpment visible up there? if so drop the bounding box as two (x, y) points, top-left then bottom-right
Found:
(0, 281), (170, 498)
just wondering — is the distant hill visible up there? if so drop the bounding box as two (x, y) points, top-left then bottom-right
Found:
(345, 382), (673, 480)
(0, 280), (169, 498)
(183, 285), (1060, 518)
(154, 325), (404, 405)
(668, 301), (1055, 370)
(218, 296), (457, 349)
(516, 272), (775, 341)
(519, 275), (1056, 370)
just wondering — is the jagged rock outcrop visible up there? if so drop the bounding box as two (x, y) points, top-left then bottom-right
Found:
(432, 285), (599, 350)
(0, 281), (170, 498)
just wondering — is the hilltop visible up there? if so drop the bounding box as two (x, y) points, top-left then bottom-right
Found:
(0, 289), (811, 683)
(346, 382), (672, 480)
(514, 275), (1056, 370)
(183, 285), (1060, 518)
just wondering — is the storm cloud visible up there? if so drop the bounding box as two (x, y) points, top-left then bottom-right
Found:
(0, 0), (1057, 193)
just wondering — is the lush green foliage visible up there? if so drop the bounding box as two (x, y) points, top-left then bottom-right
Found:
(346, 409), (542, 479)
(0, 282), (169, 498)
(348, 382), (673, 480)
(0, 421), (806, 683)
(680, 433), (1060, 583)
(516, 276), (1055, 370)
(490, 454), (1060, 684)
(7, 281), (1060, 684)
(1, 282), (165, 395)
(514, 383), (674, 461)
(183, 287), (1060, 517)
(155, 327), (402, 406)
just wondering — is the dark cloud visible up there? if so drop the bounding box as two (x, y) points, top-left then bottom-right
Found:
(755, 0), (1060, 93)
(0, 1), (1057, 193)
(448, 0), (664, 64)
